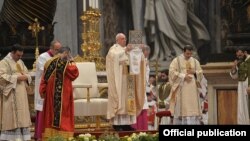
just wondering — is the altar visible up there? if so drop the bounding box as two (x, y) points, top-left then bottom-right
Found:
(202, 62), (238, 124)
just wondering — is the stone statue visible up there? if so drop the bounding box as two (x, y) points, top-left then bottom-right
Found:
(144, 0), (210, 62)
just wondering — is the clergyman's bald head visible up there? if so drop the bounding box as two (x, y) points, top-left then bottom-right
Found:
(115, 33), (126, 47)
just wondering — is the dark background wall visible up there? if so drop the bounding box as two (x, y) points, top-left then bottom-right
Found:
(1, 0), (250, 69)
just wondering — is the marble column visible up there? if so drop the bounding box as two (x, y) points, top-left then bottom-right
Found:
(102, 0), (119, 55)
(0, 0), (3, 11)
(53, 0), (78, 56)
(131, 0), (146, 43)
(102, 0), (133, 55)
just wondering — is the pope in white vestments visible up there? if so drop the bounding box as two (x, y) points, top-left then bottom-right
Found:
(106, 33), (146, 131)
(168, 45), (203, 125)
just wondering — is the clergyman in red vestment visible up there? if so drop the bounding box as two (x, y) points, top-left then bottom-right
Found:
(39, 47), (79, 139)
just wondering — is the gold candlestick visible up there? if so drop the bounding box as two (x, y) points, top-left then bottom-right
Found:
(75, 7), (105, 71)
(81, 14), (88, 59)
(28, 18), (44, 71)
(150, 58), (161, 111)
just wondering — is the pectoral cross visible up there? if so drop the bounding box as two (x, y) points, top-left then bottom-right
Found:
(16, 63), (23, 74)
(28, 18), (45, 71)
(186, 61), (191, 70)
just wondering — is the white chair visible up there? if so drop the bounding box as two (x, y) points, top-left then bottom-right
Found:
(73, 62), (108, 128)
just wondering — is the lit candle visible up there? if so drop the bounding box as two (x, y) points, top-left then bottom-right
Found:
(96, 0), (98, 9)
(89, 0), (92, 8)
(83, 0), (86, 11)
(93, 0), (96, 8)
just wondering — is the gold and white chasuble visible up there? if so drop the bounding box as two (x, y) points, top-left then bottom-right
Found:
(106, 44), (146, 125)
(0, 53), (32, 132)
(168, 54), (203, 123)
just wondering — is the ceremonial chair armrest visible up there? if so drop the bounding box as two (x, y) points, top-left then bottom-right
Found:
(97, 83), (108, 88)
(247, 87), (250, 95)
(73, 84), (92, 88)
(73, 83), (92, 102)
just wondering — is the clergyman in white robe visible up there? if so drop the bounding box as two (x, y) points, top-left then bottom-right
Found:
(34, 40), (61, 140)
(0, 52), (32, 140)
(168, 53), (203, 125)
(230, 55), (250, 124)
